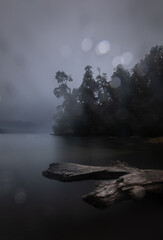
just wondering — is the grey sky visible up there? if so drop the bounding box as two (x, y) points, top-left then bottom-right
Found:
(0, 0), (163, 131)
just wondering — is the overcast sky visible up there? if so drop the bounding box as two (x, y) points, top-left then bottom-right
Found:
(0, 0), (163, 131)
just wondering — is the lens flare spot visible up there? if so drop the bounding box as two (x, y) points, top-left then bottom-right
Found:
(121, 52), (133, 65)
(95, 40), (110, 55)
(60, 45), (72, 58)
(110, 76), (121, 88)
(81, 38), (93, 52)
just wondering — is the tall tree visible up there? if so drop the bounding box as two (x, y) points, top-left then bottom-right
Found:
(78, 65), (97, 105)
(53, 71), (74, 135)
(131, 45), (163, 136)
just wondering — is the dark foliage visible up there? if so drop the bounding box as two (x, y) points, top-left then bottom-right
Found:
(53, 46), (163, 137)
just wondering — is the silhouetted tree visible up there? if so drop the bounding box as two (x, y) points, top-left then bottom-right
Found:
(131, 45), (163, 136)
(53, 45), (163, 137)
(53, 71), (74, 135)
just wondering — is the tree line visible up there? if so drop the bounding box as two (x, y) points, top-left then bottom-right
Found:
(53, 45), (163, 137)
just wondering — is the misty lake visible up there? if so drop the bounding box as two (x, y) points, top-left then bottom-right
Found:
(0, 134), (163, 240)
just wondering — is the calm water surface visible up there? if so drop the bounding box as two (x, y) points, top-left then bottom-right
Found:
(0, 134), (163, 240)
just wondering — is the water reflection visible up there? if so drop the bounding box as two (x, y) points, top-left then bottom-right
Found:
(0, 134), (163, 240)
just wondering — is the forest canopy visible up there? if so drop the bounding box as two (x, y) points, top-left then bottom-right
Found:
(53, 45), (163, 137)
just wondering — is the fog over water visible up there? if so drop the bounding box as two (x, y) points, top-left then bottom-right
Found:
(0, 0), (163, 132)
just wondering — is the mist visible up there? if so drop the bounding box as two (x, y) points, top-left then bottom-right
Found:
(0, 0), (163, 132)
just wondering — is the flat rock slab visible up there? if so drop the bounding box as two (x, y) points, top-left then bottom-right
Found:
(42, 162), (137, 182)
